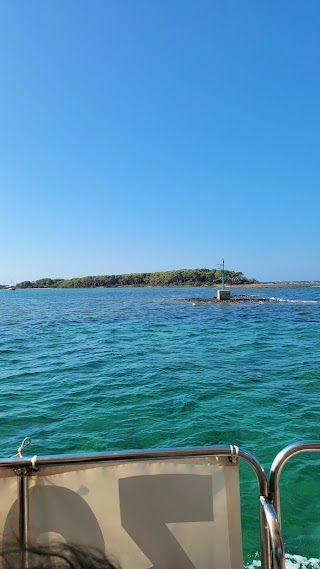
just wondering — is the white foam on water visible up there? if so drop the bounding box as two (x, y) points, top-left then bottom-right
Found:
(245, 560), (261, 568)
(245, 553), (320, 568)
(276, 299), (320, 304)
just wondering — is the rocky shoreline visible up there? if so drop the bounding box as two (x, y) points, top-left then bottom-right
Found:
(228, 281), (320, 288)
(183, 294), (274, 303)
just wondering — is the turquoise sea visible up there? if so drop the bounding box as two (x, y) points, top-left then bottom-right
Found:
(1, 286), (320, 568)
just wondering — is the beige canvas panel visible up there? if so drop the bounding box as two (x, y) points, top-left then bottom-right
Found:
(0, 476), (18, 543)
(18, 456), (243, 569)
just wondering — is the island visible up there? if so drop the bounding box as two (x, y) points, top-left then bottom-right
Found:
(15, 269), (257, 289)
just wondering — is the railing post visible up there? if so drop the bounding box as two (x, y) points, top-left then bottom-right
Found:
(15, 467), (30, 569)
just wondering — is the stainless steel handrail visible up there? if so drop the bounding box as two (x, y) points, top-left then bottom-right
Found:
(269, 440), (320, 522)
(260, 497), (285, 569)
(0, 444), (267, 493)
(0, 445), (284, 569)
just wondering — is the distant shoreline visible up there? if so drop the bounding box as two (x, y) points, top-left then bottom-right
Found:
(4, 267), (320, 290)
(3, 281), (320, 290)
(228, 281), (320, 288)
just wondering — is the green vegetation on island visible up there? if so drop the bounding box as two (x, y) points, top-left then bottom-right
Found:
(16, 269), (258, 289)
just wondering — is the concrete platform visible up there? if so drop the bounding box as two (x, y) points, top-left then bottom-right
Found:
(217, 289), (231, 301)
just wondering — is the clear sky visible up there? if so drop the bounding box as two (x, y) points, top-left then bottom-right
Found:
(1, 1), (319, 284)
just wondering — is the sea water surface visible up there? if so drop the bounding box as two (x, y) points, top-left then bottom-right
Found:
(1, 286), (320, 568)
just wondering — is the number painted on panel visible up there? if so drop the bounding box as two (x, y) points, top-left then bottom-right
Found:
(119, 474), (213, 569)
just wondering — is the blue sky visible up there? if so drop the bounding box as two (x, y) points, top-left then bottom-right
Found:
(0, 1), (319, 283)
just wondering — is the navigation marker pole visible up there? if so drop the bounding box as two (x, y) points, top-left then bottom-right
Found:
(217, 259), (231, 301)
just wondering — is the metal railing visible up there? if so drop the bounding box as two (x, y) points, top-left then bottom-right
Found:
(269, 440), (320, 524)
(6, 439), (320, 568)
(0, 444), (285, 569)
